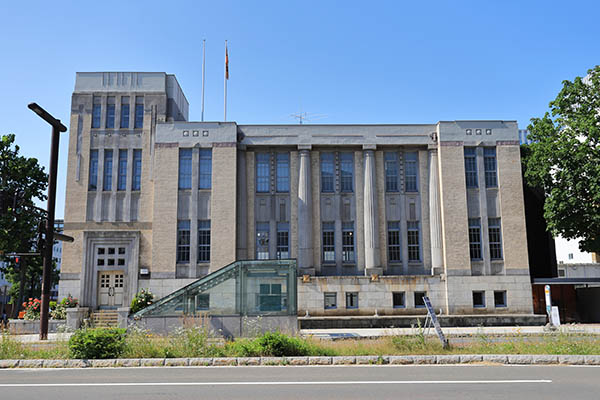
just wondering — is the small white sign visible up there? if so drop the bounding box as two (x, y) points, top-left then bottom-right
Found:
(551, 306), (561, 327)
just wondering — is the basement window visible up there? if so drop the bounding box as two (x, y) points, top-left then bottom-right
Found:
(414, 292), (426, 308)
(393, 292), (405, 308)
(473, 291), (486, 308)
(324, 292), (337, 310)
(494, 291), (507, 308)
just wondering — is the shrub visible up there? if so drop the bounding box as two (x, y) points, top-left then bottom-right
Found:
(69, 328), (126, 359)
(130, 288), (154, 314)
(50, 303), (66, 320)
(22, 298), (41, 320)
(254, 331), (315, 357)
(60, 294), (78, 308)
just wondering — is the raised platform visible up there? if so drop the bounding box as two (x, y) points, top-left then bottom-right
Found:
(299, 314), (547, 329)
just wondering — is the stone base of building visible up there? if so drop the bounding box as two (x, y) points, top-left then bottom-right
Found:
(299, 314), (547, 329)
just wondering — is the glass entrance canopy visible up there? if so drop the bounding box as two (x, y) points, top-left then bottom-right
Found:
(134, 260), (297, 317)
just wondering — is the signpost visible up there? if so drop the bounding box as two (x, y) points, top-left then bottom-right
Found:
(422, 296), (448, 349)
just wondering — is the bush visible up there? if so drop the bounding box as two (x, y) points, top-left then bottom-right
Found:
(69, 328), (126, 359)
(130, 288), (154, 314)
(50, 303), (66, 320)
(255, 331), (315, 356)
(60, 294), (78, 308)
(22, 298), (41, 320)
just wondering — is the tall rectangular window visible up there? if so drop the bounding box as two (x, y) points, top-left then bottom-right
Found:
(407, 221), (420, 262)
(103, 149), (113, 191)
(404, 152), (418, 192)
(134, 97), (144, 128)
(340, 152), (354, 192)
(320, 153), (335, 193)
(488, 217), (503, 260)
(468, 218), (482, 260)
(89, 150), (98, 191)
(197, 220), (211, 262)
(346, 292), (358, 309)
(342, 222), (355, 263)
(92, 101), (101, 129)
(484, 147), (497, 188)
(322, 222), (335, 263)
(177, 220), (191, 263)
(120, 97), (130, 129)
(276, 222), (289, 259)
(276, 153), (290, 192)
(117, 149), (127, 191)
(387, 221), (402, 262)
(256, 153), (270, 193)
(385, 152), (399, 192)
(132, 149), (142, 190)
(464, 147), (478, 188)
(178, 149), (192, 189)
(105, 97), (115, 129)
(256, 222), (270, 260)
(199, 149), (212, 189)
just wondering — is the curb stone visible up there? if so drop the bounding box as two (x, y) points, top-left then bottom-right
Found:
(308, 356), (332, 365)
(2, 354), (600, 368)
(436, 355), (461, 364)
(141, 358), (165, 367)
(286, 356), (309, 365)
(164, 358), (188, 367)
(237, 357), (261, 366)
(188, 358), (213, 366)
(481, 355), (508, 364)
(332, 356), (355, 365)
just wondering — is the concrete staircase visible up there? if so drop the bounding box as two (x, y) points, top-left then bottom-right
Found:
(91, 310), (119, 328)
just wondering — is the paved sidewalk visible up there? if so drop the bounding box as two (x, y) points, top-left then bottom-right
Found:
(301, 324), (600, 339)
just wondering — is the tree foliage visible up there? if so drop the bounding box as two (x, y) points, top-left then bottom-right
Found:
(525, 65), (600, 252)
(0, 134), (52, 306)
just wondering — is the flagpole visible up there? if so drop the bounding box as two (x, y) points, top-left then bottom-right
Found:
(201, 39), (206, 122)
(224, 40), (228, 122)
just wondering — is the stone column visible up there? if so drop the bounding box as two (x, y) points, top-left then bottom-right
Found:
(297, 148), (313, 273)
(363, 149), (380, 271)
(428, 149), (444, 275)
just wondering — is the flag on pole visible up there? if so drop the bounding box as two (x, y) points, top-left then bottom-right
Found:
(225, 44), (229, 80)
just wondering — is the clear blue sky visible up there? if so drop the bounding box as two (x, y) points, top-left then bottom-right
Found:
(1, 0), (599, 217)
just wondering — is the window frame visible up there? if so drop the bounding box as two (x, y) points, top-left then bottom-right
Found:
(197, 220), (211, 263)
(322, 222), (336, 263)
(120, 103), (130, 129)
(276, 222), (289, 259)
(384, 152), (399, 192)
(468, 218), (482, 260)
(404, 151), (419, 192)
(134, 101), (144, 129)
(342, 221), (355, 263)
(483, 147), (498, 188)
(132, 149), (142, 191)
(407, 221), (421, 262)
(488, 217), (503, 260)
(387, 221), (402, 263)
(494, 291), (507, 308)
(473, 291), (486, 308)
(117, 149), (127, 191)
(276, 152), (290, 193)
(324, 292), (337, 310)
(414, 291), (426, 308)
(199, 148), (212, 190)
(178, 149), (193, 190)
(393, 292), (406, 308)
(345, 292), (359, 309)
(464, 147), (478, 188)
(92, 104), (101, 129)
(105, 102), (115, 129)
(320, 152), (335, 193)
(176, 220), (191, 263)
(89, 149), (99, 191)
(256, 153), (271, 193)
(256, 222), (270, 260)
(103, 149), (113, 191)
(339, 152), (354, 193)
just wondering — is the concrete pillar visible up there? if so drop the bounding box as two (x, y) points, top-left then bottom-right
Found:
(298, 149), (313, 272)
(363, 149), (380, 271)
(428, 149), (443, 275)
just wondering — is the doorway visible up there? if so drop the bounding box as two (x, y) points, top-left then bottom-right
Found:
(97, 271), (124, 308)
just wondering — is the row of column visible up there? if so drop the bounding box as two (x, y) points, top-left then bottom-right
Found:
(296, 147), (444, 274)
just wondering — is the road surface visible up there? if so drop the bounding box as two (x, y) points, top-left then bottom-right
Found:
(0, 364), (598, 399)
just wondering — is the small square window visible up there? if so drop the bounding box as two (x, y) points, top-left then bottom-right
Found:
(98, 248), (105, 255)
(568, 253), (574, 260)
(393, 292), (405, 308)
(414, 292), (426, 308)
(108, 248), (115, 255)
(475, 129), (482, 135)
(346, 292), (358, 309)
(196, 294), (210, 310)
(183, 130), (189, 137)
(107, 258), (115, 266)
(202, 130), (209, 137)
(97, 259), (105, 266)
(324, 292), (337, 309)
(494, 291), (507, 308)
(192, 130), (199, 137)
(118, 258), (125, 266)
(118, 247), (126, 255)
(473, 291), (486, 308)
(466, 129), (472, 135)
(486, 129), (492, 135)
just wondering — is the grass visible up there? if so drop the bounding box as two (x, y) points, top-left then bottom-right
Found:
(2, 329), (600, 360)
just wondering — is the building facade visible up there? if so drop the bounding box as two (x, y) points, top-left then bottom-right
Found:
(59, 72), (534, 316)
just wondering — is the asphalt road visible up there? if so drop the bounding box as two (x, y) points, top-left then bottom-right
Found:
(0, 365), (598, 400)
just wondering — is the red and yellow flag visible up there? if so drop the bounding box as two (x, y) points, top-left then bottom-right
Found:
(225, 45), (229, 80)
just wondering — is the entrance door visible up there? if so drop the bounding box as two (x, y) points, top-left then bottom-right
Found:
(98, 271), (124, 308)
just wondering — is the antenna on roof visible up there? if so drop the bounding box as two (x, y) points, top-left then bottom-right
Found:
(289, 111), (327, 124)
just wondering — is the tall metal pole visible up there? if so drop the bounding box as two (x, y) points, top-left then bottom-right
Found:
(39, 124), (60, 340)
(201, 39), (206, 122)
(224, 40), (228, 122)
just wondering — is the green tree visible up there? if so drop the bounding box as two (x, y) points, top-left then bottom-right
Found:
(0, 133), (52, 316)
(525, 65), (600, 253)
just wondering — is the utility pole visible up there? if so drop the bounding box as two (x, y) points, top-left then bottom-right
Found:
(28, 103), (67, 340)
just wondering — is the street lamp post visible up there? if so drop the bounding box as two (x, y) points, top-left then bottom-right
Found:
(28, 102), (67, 340)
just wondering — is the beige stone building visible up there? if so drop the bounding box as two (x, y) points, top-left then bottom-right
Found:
(59, 72), (534, 317)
